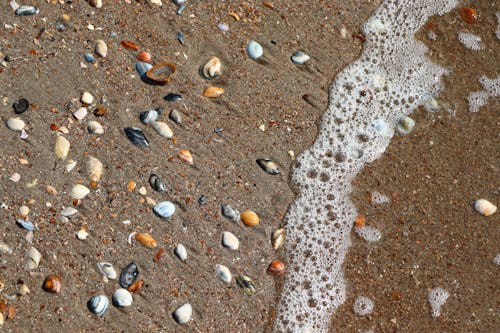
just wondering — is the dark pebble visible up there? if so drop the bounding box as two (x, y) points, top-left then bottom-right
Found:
(13, 98), (30, 114)
(164, 93), (182, 102)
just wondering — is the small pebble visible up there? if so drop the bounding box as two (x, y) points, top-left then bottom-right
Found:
(247, 40), (263, 59)
(174, 244), (188, 262)
(77, 229), (88, 240)
(81, 92), (94, 105)
(19, 205), (29, 216)
(222, 231), (239, 250)
(73, 107), (88, 120)
(173, 303), (192, 324)
(13, 98), (29, 114)
(473, 199), (496, 216)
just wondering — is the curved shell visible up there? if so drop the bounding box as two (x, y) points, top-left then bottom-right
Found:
(87, 121), (104, 134)
(173, 303), (192, 324)
(146, 62), (176, 84)
(54, 136), (70, 160)
(136, 62), (153, 78)
(267, 260), (286, 275)
(6, 117), (25, 131)
(202, 86), (224, 98)
(70, 184), (90, 199)
(240, 210), (259, 227)
(256, 158), (279, 175)
(174, 243), (188, 262)
(215, 264), (232, 283)
(247, 40), (263, 59)
(112, 288), (133, 307)
(135, 233), (157, 248)
(26, 247), (42, 270)
(139, 110), (158, 124)
(169, 109), (182, 124)
(95, 39), (107, 58)
(97, 262), (117, 279)
(88, 295), (109, 315)
(124, 127), (149, 147)
(177, 149), (193, 165)
(43, 274), (62, 293)
(474, 199), (497, 216)
(151, 121), (173, 139)
(136, 51), (151, 63)
(202, 56), (222, 79)
(272, 228), (285, 250)
(86, 156), (103, 182)
(153, 201), (176, 218)
(222, 231), (239, 250)
(149, 174), (166, 192)
(291, 50), (310, 65)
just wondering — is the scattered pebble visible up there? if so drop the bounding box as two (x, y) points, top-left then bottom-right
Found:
(54, 136), (70, 160)
(81, 92), (94, 105)
(173, 303), (192, 324)
(6, 117), (25, 131)
(73, 107), (88, 120)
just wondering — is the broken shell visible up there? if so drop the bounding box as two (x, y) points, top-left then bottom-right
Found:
(81, 92), (94, 104)
(42, 274), (62, 293)
(235, 275), (256, 296)
(215, 264), (232, 283)
(222, 231), (239, 250)
(135, 233), (157, 248)
(54, 136), (70, 160)
(151, 121), (173, 139)
(124, 127), (150, 147)
(174, 244), (188, 262)
(177, 149), (193, 164)
(61, 207), (78, 217)
(203, 86), (225, 98)
(272, 228), (284, 250)
(70, 184), (90, 199)
(120, 40), (139, 51)
(256, 158), (279, 175)
(473, 199), (497, 216)
(119, 262), (139, 288)
(136, 61), (153, 78)
(149, 174), (166, 192)
(267, 260), (286, 275)
(0, 242), (13, 255)
(291, 50), (310, 65)
(146, 62), (176, 84)
(169, 109), (182, 124)
(66, 159), (77, 172)
(396, 116), (415, 135)
(127, 279), (144, 293)
(139, 110), (158, 124)
(247, 40), (263, 59)
(136, 51), (151, 63)
(18, 284), (30, 296)
(173, 303), (192, 324)
(202, 56), (222, 79)
(26, 247), (42, 270)
(112, 288), (133, 307)
(86, 156), (103, 182)
(16, 219), (33, 231)
(153, 201), (176, 218)
(87, 295), (109, 315)
(221, 204), (239, 222)
(6, 117), (25, 131)
(95, 39), (107, 58)
(97, 262), (117, 279)
(87, 121), (104, 134)
(240, 210), (259, 227)
(15, 5), (39, 16)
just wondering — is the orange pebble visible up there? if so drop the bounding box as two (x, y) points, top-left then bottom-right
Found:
(127, 180), (136, 191)
(459, 7), (477, 24)
(120, 40), (140, 50)
(136, 51), (151, 63)
(354, 215), (366, 227)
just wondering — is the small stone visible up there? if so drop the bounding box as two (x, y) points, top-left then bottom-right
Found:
(95, 40), (107, 58)
(13, 98), (30, 114)
(222, 231), (239, 250)
(77, 229), (88, 240)
(81, 92), (94, 105)
(138, 186), (147, 195)
(473, 199), (497, 216)
(174, 244), (188, 262)
(6, 117), (25, 131)
(73, 107), (88, 120)
(173, 303), (192, 324)
(215, 264), (232, 283)
(19, 205), (29, 216)
(247, 40), (263, 59)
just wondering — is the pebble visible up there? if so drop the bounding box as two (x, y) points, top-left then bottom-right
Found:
(97, 262), (117, 280)
(9, 173), (21, 182)
(94, 105), (107, 116)
(203, 86), (224, 98)
(19, 205), (29, 216)
(70, 184), (90, 199)
(221, 204), (239, 222)
(95, 40), (108, 58)
(240, 210), (259, 227)
(16, 219), (34, 231)
(81, 92), (94, 105)
(119, 262), (139, 288)
(153, 201), (176, 218)
(54, 136), (70, 160)
(473, 199), (497, 216)
(42, 274), (62, 293)
(138, 186), (147, 195)
(222, 231), (239, 250)
(291, 50), (310, 65)
(87, 295), (109, 315)
(164, 92), (182, 102)
(174, 244), (188, 262)
(6, 117), (25, 131)
(169, 109), (182, 124)
(112, 288), (133, 307)
(173, 303), (192, 324)
(247, 40), (263, 59)
(235, 275), (256, 296)
(13, 98), (29, 114)
(77, 229), (88, 240)
(215, 264), (232, 283)
(73, 107), (88, 120)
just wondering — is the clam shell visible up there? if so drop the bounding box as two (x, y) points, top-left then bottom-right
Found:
(146, 62), (176, 84)
(153, 201), (176, 218)
(136, 62), (153, 78)
(81, 92), (94, 105)
(222, 231), (239, 250)
(149, 174), (166, 192)
(473, 199), (497, 216)
(174, 244), (188, 262)
(87, 295), (109, 315)
(247, 40), (263, 59)
(177, 149), (193, 164)
(272, 228), (285, 250)
(240, 210), (259, 227)
(169, 109), (182, 124)
(221, 204), (239, 222)
(215, 264), (232, 283)
(43, 274), (62, 293)
(291, 50), (310, 65)
(54, 136), (70, 160)
(112, 288), (133, 307)
(396, 116), (415, 135)
(136, 51), (151, 63)
(95, 39), (107, 58)
(202, 86), (224, 98)
(97, 262), (117, 279)
(124, 127), (150, 147)
(235, 275), (255, 296)
(87, 121), (104, 134)
(15, 5), (39, 16)
(173, 303), (192, 324)
(26, 247), (42, 270)
(266, 260), (286, 275)
(256, 158), (279, 175)
(6, 117), (25, 131)
(151, 121), (173, 139)
(202, 56), (222, 79)
(86, 156), (103, 182)
(139, 110), (158, 124)
(119, 262), (139, 288)
(61, 207), (78, 217)
(70, 184), (90, 199)
(135, 233), (157, 248)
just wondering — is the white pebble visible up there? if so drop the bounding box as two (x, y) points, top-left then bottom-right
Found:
(175, 243), (188, 262)
(77, 229), (88, 240)
(222, 231), (239, 250)
(81, 92), (94, 105)
(428, 287), (449, 317)
(173, 303), (192, 324)
(6, 117), (25, 131)
(215, 264), (232, 283)
(473, 199), (497, 216)
(73, 107), (88, 120)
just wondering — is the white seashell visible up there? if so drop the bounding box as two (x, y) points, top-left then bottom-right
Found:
(0, 242), (13, 255)
(61, 207), (78, 217)
(215, 264), (232, 283)
(81, 92), (94, 105)
(222, 231), (239, 250)
(95, 40), (107, 58)
(26, 247), (42, 270)
(6, 117), (25, 131)
(87, 121), (104, 134)
(174, 244), (188, 262)
(9, 173), (21, 182)
(153, 201), (175, 218)
(173, 303), (192, 324)
(70, 184), (90, 199)
(54, 136), (70, 160)
(272, 228), (285, 250)
(19, 205), (29, 216)
(247, 40), (263, 60)
(73, 107), (88, 120)
(112, 288), (133, 307)
(86, 156), (103, 182)
(473, 199), (497, 216)
(396, 116), (415, 135)
(151, 121), (173, 139)
(77, 229), (88, 240)
(97, 262), (117, 279)
(291, 50), (310, 65)
(87, 295), (109, 315)
(66, 159), (77, 172)
(202, 57), (222, 79)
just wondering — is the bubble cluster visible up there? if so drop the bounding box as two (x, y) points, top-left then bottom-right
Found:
(468, 76), (500, 113)
(274, 1), (459, 332)
(458, 32), (483, 50)
(428, 287), (450, 317)
(353, 296), (375, 316)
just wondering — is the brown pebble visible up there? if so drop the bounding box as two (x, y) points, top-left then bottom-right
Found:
(241, 210), (259, 227)
(267, 260), (286, 275)
(42, 274), (62, 293)
(94, 105), (108, 117)
(153, 247), (166, 262)
(203, 86), (225, 98)
(127, 279), (144, 293)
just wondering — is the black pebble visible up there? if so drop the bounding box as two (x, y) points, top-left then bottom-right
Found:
(13, 98), (30, 114)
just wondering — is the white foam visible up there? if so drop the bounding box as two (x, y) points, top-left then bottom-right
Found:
(353, 296), (375, 316)
(458, 32), (483, 50)
(273, 1), (459, 331)
(468, 76), (500, 112)
(494, 254), (500, 266)
(428, 287), (450, 317)
(496, 12), (500, 40)
(371, 191), (391, 204)
(354, 226), (382, 243)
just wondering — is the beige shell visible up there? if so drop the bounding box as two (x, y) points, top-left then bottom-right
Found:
(203, 86), (225, 98)
(26, 247), (42, 270)
(240, 210), (259, 227)
(6, 117), (25, 131)
(177, 149), (193, 165)
(54, 136), (70, 160)
(135, 233), (157, 248)
(87, 121), (104, 134)
(474, 199), (497, 216)
(202, 57), (222, 79)
(151, 121), (173, 139)
(95, 39), (107, 58)
(86, 156), (103, 182)
(70, 184), (90, 199)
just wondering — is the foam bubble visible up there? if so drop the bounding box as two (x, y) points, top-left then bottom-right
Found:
(371, 191), (391, 204)
(353, 296), (375, 316)
(468, 76), (500, 112)
(354, 226), (382, 243)
(428, 287), (450, 317)
(494, 254), (500, 266)
(458, 32), (483, 50)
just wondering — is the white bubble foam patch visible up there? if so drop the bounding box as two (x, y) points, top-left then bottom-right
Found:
(468, 76), (500, 113)
(458, 32), (483, 50)
(273, 1), (458, 332)
(428, 287), (450, 317)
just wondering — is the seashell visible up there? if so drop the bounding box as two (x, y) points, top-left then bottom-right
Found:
(87, 121), (104, 134)
(176, 4), (186, 15)
(151, 121), (173, 139)
(174, 244), (188, 262)
(202, 57), (222, 79)
(235, 275), (256, 296)
(94, 104), (107, 116)
(19, 205), (29, 216)
(177, 149), (193, 165)
(13, 98), (29, 114)
(136, 62), (153, 78)
(177, 31), (185, 45)
(88, 0), (103, 9)
(169, 109), (182, 124)
(221, 204), (239, 222)
(247, 40), (263, 59)
(164, 93), (182, 102)
(256, 158), (279, 175)
(136, 51), (151, 63)
(139, 110), (159, 124)
(86, 156), (103, 182)
(26, 247), (42, 270)
(112, 288), (133, 307)
(291, 50), (310, 65)
(202, 86), (224, 98)
(87, 295), (109, 315)
(146, 62), (176, 84)
(61, 207), (78, 217)
(15, 5), (39, 16)
(267, 260), (286, 275)
(42, 274), (62, 293)
(215, 264), (232, 283)
(222, 231), (239, 250)
(119, 262), (139, 288)
(424, 96), (440, 113)
(127, 279), (144, 293)
(0, 242), (13, 255)
(73, 107), (88, 120)
(473, 199), (497, 216)
(16, 219), (34, 231)
(124, 127), (150, 147)
(81, 92), (94, 105)
(240, 210), (259, 227)
(396, 116), (415, 135)
(6, 117), (25, 131)
(120, 40), (139, 51)
(173, 303), (192, 324)
(95, 40), (107, 58)
(135, 233), (157, 248)
(77, 229), (88, 240)
(70, 184), (90, 199)
(149, 174), (166, 192)
(54, 136), (70, 160)
(153, 201), (176, 218)
(97, 262), (117, 279)
(18, 283), (30, 296)
(66, 159), (77, 172)
(9, 173), (21, 182)
(153, 247), (166, 262)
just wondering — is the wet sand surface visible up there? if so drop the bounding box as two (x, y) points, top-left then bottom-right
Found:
(0, 0), (497, 332)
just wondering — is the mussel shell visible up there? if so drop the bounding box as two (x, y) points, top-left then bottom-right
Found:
(164, 93), (182, 102)
(177, 31), (185, 45)
(84, 53), (95, 64)
(235, 275), (256, 296)
(256, 158), (279, 175)
(153, 201), (176, 218)
(13, 98), (29, 114)
(87, 295), (109, 315)
(112, 288), (133, 307)
(136, 62), (153, 79)
(146, 62), (176, 84)
(119, 262), (139, 288)
(221, 204), (239, 222)
(169, 109), (182, 124)
(124, 127), (149, 147)
(149, 174), (166, 192)
(139, 110), (158, 124)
